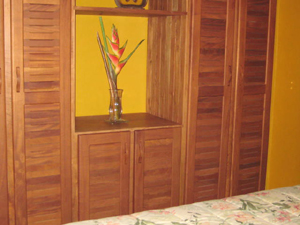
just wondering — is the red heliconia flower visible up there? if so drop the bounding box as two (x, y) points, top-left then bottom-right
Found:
(111, 25), (119, 45)
(106, 24), (144, 76)
(107, 54), (126, 75)
(97, 17), (144, 89)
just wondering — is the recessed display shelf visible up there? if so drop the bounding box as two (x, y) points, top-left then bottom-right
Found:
(75, 6), (187, 17)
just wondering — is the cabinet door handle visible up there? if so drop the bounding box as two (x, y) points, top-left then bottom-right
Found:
(138, 143), (144, 164)
(16, 67), (21, 93)
(124, 144), (128, 165)
(0, 68), (2, 94)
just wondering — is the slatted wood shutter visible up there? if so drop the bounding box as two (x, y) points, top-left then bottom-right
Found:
(11, 0), (71, 224)
(78, 132), (130, 220)
(231, 0), (276, 195)
(0, 0), (9, 223)
(186, 0), (276, 202)
(134, 128), (181, 212)
(186, 0), (236, 203)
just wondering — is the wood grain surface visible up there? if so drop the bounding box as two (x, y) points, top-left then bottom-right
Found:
(186, 0), (276, 203)
(134, 128), (181, 212)
(75, 113), (181, 134)
(78, 132), (130, 220)
(75, 6), (187, 17)
(231, 0), (277, 196)
(11, 0), (72, 223)
(0, 0), (9, 223)
(186, 0), (236, 203)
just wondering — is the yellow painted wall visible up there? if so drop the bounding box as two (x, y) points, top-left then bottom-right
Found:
(76, 0), (148, 116)
(266, 0), (300, 189)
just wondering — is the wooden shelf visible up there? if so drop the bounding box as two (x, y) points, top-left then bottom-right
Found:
(75, 113), (181, 134)
(75, 6), (187, 17)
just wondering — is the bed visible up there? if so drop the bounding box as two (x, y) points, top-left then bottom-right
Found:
(67, 185), (300, 225)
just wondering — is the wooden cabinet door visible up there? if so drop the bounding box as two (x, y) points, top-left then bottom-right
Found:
(134, 128), (181, 212)
(231, 0), (276, 195)
(78, 132), (130, 220)
(11, 0), (71, 224)
(0, 0), (9, 223)
(186, 0), (236, 203)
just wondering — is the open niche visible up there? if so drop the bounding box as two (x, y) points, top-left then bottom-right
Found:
(73, 0), (189, 133)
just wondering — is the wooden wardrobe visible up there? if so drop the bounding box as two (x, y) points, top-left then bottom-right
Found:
(0, 0), (277, 224)
(2, 0), (72, 224)
(185, 0), (276, 203)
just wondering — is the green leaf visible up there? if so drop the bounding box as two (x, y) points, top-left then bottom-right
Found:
(273, 202), (291, 209)
(96, 32), (116, 90)
(171, 222), (188, 225)
(241, 200), (247, 210)
(134, 218), (140, 225)
(141, 220), (155, 225)
(99, 17), (109, 54)
(119, 39), (145, 65)
(99, 17), (116, 83)
(120, 40), (128, 50)
(247, 201), (257, 210)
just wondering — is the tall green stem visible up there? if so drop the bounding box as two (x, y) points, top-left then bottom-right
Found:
(99, 17), (116, 86)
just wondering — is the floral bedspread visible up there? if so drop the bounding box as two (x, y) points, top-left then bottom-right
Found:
(68, 185), (300, 225)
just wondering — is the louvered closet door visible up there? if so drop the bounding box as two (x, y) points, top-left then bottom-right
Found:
(231, 0), (276, 195)
(134, 128), (181, 212)
(0, 0), (9, 223)
(78, 132), (130, 220)
(11, 0), (71, 224)
(185, 0), (236, 203)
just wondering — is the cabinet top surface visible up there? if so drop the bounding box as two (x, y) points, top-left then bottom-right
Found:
(75, 113), (181, 134)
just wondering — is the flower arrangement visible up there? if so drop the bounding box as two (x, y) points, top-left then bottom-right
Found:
(97, 17), (144, 122)
(97, 16), (144, 90)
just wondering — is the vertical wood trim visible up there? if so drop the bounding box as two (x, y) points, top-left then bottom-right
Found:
(71, 0), (78, 221)
(4, 0), (15, 223)
(134, 131), (145, 212)
(185, 0), (201, 204)
(60, 0), (72, 223)
(11, 0), (27, 223)
(259, 0), (277, 190)
(129, 130), (135, 214)
(120, 132), (130, 215)
(0, 0), (9, 223)
(226, 0), (240, 197)
(172, 128), (181, 206)
(219, 0), (236, 198)
(180, 0), (191, 205)
(231, 0), (247, 196)
(72, 134), (79, 221)
(78, 135), (90, 220)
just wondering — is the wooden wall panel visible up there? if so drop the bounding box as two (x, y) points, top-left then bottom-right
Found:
(0, 0), (9, 223)
(11, 0), (71, 224)
(186, 0), (236, 203)
(78, 132), (130, 220)
(134, 128), (181, 212)
(147, 0), (188, 124)
(231, 0), (276, 195)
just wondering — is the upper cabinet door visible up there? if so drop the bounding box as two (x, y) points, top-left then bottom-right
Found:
(186, 0), (236, 203)
(134, 128), (181, 212)
(11, 0), (71, 224)
(231, 0), (276, 195)
(78, 132), (130, 220)
(0, 0), (9, 223)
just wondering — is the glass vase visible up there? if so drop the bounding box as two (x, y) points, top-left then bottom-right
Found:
(107, 89), (127, 123)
